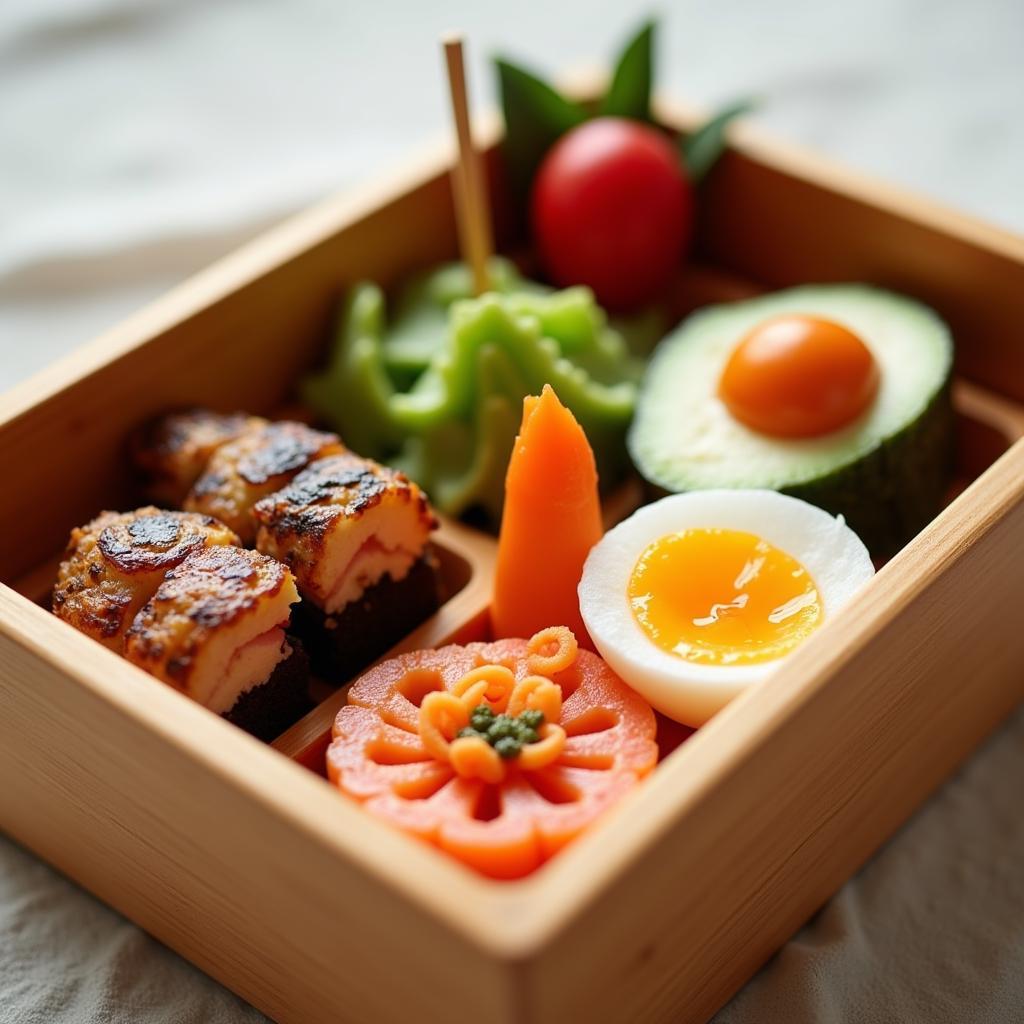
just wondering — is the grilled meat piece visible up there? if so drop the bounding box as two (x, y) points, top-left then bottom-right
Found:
(253, 452), (440, 682)
(184, 421), (344, 544)
(124, 545), (300, 714)
(132, 409), (267, 505)
(253, 452), (436, 615)
(52, 507), (240, 651)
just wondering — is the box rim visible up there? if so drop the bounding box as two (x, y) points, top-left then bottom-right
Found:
(3, 93), (1024, 965)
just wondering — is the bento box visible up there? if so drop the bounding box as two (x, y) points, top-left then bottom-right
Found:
(2, 90), (1024, 1024)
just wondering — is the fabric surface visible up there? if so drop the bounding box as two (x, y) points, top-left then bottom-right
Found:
(2, 1), (1023, 1021)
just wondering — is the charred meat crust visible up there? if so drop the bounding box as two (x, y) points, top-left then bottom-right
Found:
(95, 509), (234, 574)
(131, 409), (266, 503)
(236, 423), (343, 485)
(185, 422), (344, 541)
(193, 421), (344, 492)
(252, 453), (437, 550)
(52, 582), (133, 639)
(124, 546), (290, 685)
(53, 508), (241, 643)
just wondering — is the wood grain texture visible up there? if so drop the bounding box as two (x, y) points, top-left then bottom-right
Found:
(513, 437), (1024, 1022)
(0, 137), (479, 583)
(0, 586), (538, 1024)
(2, 87), (1024, 1024)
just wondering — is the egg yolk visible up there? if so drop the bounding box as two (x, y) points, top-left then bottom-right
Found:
(718, 315), (880, 438)
(627, 528), (822, 666)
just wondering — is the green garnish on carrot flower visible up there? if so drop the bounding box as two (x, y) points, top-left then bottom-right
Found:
(457, 704), (545, 759)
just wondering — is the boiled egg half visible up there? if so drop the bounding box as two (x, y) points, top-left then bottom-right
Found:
(578, 490), (874, 726)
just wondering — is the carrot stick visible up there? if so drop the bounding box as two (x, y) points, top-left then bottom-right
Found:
(491, 385), (603, 645)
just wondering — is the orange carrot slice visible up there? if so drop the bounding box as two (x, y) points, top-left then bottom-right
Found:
(491, 385), (603, 645)
(327, 635), (658, 879)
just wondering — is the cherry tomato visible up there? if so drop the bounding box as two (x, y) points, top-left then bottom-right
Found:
(531, 117), (692, 311)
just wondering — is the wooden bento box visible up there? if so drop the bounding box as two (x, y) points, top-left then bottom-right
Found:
(3, 93), (1024, 1024)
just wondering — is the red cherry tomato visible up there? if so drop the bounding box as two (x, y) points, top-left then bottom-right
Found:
(531, 117), (692, 312)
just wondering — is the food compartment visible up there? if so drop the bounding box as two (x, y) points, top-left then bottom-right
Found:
(271, 372), (1024, 772)
(7, 235), (1023, 777)
(266, 253), (1024, 791)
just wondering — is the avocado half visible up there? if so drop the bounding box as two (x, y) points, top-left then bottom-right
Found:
(627, 285), (955, 555)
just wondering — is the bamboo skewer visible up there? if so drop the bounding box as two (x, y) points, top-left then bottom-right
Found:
(442, 33), (493, 295)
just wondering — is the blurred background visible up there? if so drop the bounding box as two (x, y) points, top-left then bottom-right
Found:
(2, 0), (1023, 1021)
(3, 0), (1023, 385)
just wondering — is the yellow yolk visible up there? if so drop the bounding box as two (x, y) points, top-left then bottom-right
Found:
(718, 315), (880, 438)
(627, 528), (822, 665)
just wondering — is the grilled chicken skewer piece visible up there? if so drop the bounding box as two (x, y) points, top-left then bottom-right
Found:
(52, 508), (240, 652)
(131, 409), (268, 506)
(253, 453), (440, 680)
(254, 452), (436, 614)
(183, 421), (344, 544)
(53, 507), (309, 740)
(125, 545), (305, 738)
(133, 410), (444, 682)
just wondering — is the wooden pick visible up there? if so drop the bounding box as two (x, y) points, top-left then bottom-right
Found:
(442, 33), (493, 295)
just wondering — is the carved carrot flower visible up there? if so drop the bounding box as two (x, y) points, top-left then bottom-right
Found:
(327, 627), (657, 878)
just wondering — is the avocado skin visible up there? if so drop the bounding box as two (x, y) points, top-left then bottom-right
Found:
(627, 284), (956, 558)
(632, 378), (954, 558)
(781, 378), (955, 557)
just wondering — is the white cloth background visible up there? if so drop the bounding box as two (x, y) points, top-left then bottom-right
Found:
(2, 1), (1023, 1020)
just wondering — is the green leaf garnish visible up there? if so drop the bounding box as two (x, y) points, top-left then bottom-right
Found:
(681, 99), (755, 184)
(600, 19), (655, 121)
(495, 57), (587, 197)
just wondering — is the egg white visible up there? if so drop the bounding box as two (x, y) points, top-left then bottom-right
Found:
(578, 490), (874, 726)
